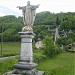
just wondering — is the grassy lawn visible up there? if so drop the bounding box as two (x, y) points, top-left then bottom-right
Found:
(0, 42), (74, 75)
(0, 52), (74, 75)
(0, 42), (20, 57)
(37, 52), (75, 75)
(0, 57), (18, 75)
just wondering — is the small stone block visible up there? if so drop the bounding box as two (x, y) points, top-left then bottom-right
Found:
(37, 71), (44, 75)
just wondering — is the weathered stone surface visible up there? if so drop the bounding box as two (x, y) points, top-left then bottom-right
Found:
(37, 71), (45, 75)
(3, 70), (44, 75)
(17, 1), (39, 29)
(19, 32), (34, 62)
(14, 63), (37, 70)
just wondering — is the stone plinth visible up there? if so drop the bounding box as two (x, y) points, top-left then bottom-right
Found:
(13, 32), (44, 75)
(18, 32), (34, 62)
(3, 70), (44, 75)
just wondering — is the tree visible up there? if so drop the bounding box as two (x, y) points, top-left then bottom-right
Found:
(0, 12), (75, 42)
(56, 16), (60, 26)
(43, 36), (61, 57)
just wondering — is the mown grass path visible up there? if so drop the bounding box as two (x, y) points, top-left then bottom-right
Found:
(0, 56), (16, 61)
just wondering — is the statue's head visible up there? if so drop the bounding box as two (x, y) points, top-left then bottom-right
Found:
(27, 1), (30, 6)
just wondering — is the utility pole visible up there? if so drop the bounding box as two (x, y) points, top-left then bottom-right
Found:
(1, 23), (3, 55)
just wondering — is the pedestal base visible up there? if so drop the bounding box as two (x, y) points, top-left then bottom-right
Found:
(14, 62), (37, 70)
(13, 62), (44, 75)
(3, 70), (44, 75)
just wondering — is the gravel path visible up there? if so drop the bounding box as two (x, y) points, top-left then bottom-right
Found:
(0, 56), (16, 61)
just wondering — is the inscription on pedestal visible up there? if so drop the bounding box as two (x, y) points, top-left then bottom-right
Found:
(21, 38), (32, 43)
(19, 34), (34, 62)
(20, 43), (33, 61)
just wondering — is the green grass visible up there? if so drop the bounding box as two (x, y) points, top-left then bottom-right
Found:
(37, 52), (75, 75)
(0, 42), (20, 57)
(0, 52), (74, 75)
(0, 42), (74, 75)
(0, 57), (18, 75)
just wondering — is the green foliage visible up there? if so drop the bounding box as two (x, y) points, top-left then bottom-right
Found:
(3, 29), (20, 42)
(56, 16), (61, 26)
(34, 53), (47, 63)
(59, 12), (75, 31)
(43, 36), (61, 57)
(56, 32), (75, 51)
(34, 11), (52, 25)
(0, 12), (75, 42)
(0, 15), (23, 42)
(56, 37), (68, 45)
(33, 25), (50, 41)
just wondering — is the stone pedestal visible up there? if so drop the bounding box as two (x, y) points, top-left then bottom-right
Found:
(13, 32), (44, 75)
(18, 32), (34, 63)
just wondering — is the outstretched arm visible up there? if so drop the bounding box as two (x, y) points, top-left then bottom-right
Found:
(17, 6), (26, 9)
(31, 4), (40, 9)
(36, 4), (40, 8)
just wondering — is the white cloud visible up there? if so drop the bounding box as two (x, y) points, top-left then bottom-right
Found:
(0, 0), (74, 16)
(0, 11), (5, 16)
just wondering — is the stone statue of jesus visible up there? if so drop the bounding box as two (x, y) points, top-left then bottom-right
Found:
(17, 1), (39, 27)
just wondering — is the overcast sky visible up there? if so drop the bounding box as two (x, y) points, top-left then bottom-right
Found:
(0, 0), (74, 16)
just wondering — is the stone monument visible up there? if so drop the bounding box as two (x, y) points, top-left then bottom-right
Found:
(4, 1), (44, 75)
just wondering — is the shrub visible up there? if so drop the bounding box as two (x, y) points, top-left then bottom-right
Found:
(34, 54), (47, 63)
(43, 36), (61, 57)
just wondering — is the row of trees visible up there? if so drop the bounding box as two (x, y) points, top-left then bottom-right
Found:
(0, 16), (23, 41)
(0, 11), (75, 42)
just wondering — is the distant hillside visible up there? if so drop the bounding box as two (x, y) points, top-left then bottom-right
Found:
(0, 11), (75, 42)
(35, 11), (75, 26)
